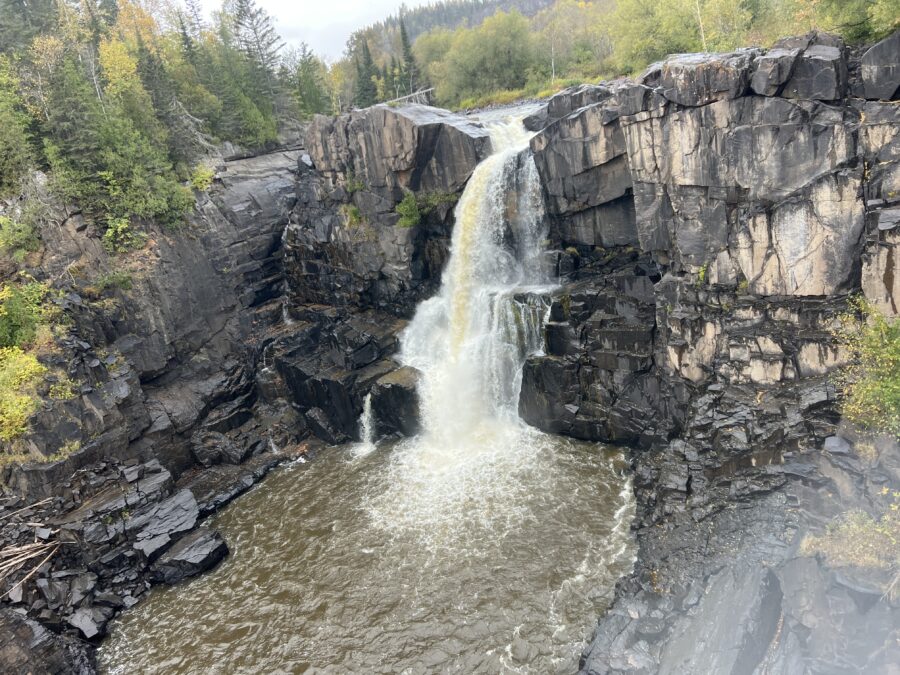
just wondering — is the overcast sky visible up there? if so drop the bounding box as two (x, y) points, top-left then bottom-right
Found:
(200, 0), (434, 60)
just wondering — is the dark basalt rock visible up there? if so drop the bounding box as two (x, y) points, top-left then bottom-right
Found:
(370, 366), (420, 439)
(0, 609), (94, 672)
(657, 50), (756, 106)
(861, 30), (900, 100)
(750, 48), (800, 96)
(779, 33), (848, 101)
(149, 527), (228, 585)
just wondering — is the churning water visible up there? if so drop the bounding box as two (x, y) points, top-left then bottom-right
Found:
(99, 111), (635, 674)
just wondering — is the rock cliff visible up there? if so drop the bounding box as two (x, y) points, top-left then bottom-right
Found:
(518, 30), (900, 673)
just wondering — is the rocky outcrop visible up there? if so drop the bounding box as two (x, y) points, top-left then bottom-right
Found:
(287, 105), (489, 315)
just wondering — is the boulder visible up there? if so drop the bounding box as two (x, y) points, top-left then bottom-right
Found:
(149, 527), (228, 585)
(861, 30), (900, 100)
(369, 366), (420, 438)
(750, 48), (800, 96)
(0, 609), (93, 673)
(190, 430), (250, 467)
(127, 489), (200, 560)
(782, 42), (847, 101)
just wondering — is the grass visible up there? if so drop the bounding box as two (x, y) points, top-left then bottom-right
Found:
(801, 501), (900, 573)
(395, 190), (459, 228)
(341, 204), (364, 227)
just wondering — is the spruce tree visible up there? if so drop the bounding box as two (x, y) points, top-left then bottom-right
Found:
(294, 43), (328, 117)
(354, 41), (377, 108)
(399, 18), (418, 95)
(232, 0), (283, 98)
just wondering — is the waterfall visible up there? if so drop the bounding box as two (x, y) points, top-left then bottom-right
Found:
(353, 392), (376, 457)
(364, 113), (558, 542)
(400, 114), (550, 447)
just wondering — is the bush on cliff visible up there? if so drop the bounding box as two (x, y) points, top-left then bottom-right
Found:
(835, 300), (900, 436)
(0, 281), (55, 350)
(0, 346), (46, 442)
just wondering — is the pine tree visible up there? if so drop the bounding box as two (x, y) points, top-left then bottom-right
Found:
(0, 57), (32, 197)
(354, 41), (377, 108)
(399, 18), (419, 95)
(294, 43), (328, 117)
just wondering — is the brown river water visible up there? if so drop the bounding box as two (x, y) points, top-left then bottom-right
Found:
(98, 434), (634, 674)
(99, 110), (635, 674)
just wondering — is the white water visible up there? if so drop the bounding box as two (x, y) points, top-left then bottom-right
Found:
(363, 115), (569, 544)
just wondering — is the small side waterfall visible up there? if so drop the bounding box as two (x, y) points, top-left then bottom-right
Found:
(353, 392), (376, 457)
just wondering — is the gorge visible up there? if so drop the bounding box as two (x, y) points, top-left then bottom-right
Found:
(1, 28), (899, 675)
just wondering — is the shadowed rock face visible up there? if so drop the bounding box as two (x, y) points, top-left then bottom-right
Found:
(288, 105), (491, 315)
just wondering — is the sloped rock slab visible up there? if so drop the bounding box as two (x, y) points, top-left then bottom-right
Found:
(149, 527), (228, 585)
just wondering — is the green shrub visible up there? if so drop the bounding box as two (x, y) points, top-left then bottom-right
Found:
(96, 270), (133, 292)
(0, 281), (54, 349)
(0, 215), (40, 262)
(395, 191), (420, 228)
(834, 299), (900, 435)
(48, 376), (77, 400)
(395, 190), (458, 228)
(341, 204), (364, 227)
(190, 164), (216, 192)
(345, 171), (365, 194)
(102, 217), (148, 253)
(0, 346), (46, 441)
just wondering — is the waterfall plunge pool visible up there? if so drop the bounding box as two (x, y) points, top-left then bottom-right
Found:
(99, 435), (634, 674)
(100, 109), (636, 673)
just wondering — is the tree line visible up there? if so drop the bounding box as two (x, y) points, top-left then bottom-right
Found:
(0, 0), (336, 240)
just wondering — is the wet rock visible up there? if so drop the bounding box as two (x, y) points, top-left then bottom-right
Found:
(190, 431), (250, 467)
(128, 489), (199, 560)
(861, 30), (900, 100)
(0, 608), (94, 673)
(149, 527), (228, 585)
(369, 366), (420, 438)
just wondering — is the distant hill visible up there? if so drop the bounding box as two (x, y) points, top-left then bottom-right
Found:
(348, 0), (555, 59)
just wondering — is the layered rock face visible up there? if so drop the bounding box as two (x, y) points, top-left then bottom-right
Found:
(287, 106), (489, 315)
(0, 150), (304, 657)
(519, 30), (900, 673)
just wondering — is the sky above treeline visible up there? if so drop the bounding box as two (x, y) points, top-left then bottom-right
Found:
(199, 0), (434, 60)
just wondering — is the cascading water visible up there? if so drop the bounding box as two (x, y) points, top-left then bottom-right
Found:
(99, 111), (635, 675)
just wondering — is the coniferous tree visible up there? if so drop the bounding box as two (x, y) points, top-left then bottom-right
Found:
(0, 57), (32, 197)
(399, 18), (418, 94)
(232, 0), (283, 98)
(294, 42), (329, 117)
(354, 41), (378, 108)
(0, 0), (58, 54)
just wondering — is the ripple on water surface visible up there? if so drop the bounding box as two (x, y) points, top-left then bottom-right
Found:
(99, 431), (634, 674)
